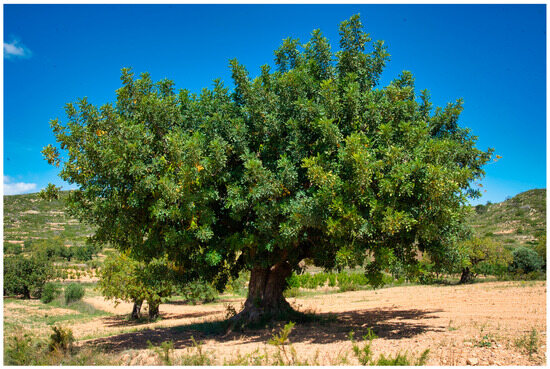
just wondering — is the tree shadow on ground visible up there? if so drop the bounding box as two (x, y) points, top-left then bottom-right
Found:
(102, 311), (220, 328)
(164, 297), (243, 306)
(83, 306), (445, 353)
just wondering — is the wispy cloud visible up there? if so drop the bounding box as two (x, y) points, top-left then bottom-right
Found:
(4, 38), (32, 59)
(4, 176), (37, 195)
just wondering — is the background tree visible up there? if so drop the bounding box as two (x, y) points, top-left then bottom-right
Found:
(458, 236), (512, 283)
(4, 254), (54, 299)
(97, 251), (175, 320)
(44, 15), (492, 323)
(39, 183), (61, 202)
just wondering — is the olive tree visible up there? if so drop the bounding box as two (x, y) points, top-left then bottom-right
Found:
(44, 15), (492, 323)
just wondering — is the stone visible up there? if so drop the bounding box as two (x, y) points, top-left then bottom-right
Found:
(467, 357), (479, 366)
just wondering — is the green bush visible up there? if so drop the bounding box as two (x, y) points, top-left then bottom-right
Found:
(511, 247), (543, 274)
(41, 282), (62, 303)
(179, 280), (218, 304)
(4, 254), (54, 298)
(64, 283), (85, 304)
(48, 326), (74, 352)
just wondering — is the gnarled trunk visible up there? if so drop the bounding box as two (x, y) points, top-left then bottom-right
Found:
(232, 261), (293, 324)
(459, 267), (474, 284)
(131, 300), (143, 320)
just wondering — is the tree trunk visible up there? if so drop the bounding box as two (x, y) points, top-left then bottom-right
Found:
(231, 261), (293, 325)
(148, 300), (160, 320)
(23, 286), (31, 299)
(459, 267), (474, 284)
(131, 300), (143, 320)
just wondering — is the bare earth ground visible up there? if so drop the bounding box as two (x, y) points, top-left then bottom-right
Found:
(6, 281), (547, 365)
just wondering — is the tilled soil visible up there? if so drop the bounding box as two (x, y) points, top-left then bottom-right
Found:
(74, 281), (546, 365)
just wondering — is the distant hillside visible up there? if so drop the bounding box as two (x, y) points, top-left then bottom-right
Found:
(468, 189), (546, 249)
(4, 189), (546, 252)
(3, 191), (93, 247)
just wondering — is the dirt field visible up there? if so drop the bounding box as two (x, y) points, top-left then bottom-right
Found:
(46, 280), (545, 366)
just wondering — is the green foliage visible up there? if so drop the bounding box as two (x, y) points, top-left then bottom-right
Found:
(225, 270), (250, 296)
(48, 326), (74, 352)
(511, 247), (543, 274)
(4, 254), (54, 298)
(28, 236), (74, 261)
(4, 329), (44, 365)
(534, 234), (546, 268)
(44, 15), (492, 313)
(148, 340), (174, 365)
(461, 237), (513, 277)
(514, 328), (539, 356)
(39, 183), (61, 202)
(178, 280), (218, 304)
(3, 243), (23, 255)
(350, 328), (429, 365)
(177, 337), (212, 365)
(268, 321), (295, 346)
(97, 251), (175, 316)
(41, 282), (62, 303)
(64, 283), (85, 304)
(286, 271), (375, 292)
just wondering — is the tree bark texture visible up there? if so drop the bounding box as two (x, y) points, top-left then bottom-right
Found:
(232, 261), (293, 324)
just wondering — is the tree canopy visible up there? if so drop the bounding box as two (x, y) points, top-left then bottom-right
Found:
(44, 15), (493, 322)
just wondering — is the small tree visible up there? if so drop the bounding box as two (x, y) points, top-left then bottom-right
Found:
(459, 237), (512, 283)
(4, 254), (54, 298)
(97, 251), (174, 319)
(39, 183), (61, 202)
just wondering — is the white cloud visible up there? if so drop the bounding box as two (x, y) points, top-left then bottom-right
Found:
(4, 176), (37, 195)
(4, 39), (32, 59)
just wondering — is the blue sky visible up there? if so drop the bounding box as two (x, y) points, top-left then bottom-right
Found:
(3, 4), (546, 204)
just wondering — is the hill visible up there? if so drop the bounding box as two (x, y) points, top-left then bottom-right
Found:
(4, 188), (546, 252)
(468, 188), (546, 249)
(3, 191), (93, 248)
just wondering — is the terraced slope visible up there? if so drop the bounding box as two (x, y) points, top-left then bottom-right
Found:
(3, 191), (93, 247)
(468, 189), (546, 248)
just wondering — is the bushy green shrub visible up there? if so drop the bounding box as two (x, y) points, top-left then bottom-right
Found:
(4, 254), (54, 298)
(41, 282), (62, 303)
(64, 283), (85, 304)
(73, 244), (99, 262)
(48, 326), (74, 352)
(179, 280), (218, 304)
(511, 247), (543, 274)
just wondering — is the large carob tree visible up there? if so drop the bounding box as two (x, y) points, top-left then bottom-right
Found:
(43, 15), (492, 323)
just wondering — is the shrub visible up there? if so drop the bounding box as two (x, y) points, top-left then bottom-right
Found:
(4, 254), (54, 298)
(48, 326), (74, 352)
(64, 283), (85, 304)
(179, 280), (218, 304)
(41, 282), (62, 303)
(511, 247), (543, 274)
